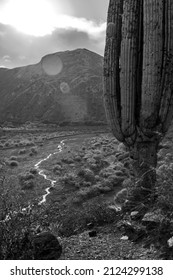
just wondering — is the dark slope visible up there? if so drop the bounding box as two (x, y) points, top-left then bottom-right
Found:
(0, 49), (106, 124)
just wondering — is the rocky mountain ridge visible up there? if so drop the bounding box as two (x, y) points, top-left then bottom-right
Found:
(0, 49), (106, 125)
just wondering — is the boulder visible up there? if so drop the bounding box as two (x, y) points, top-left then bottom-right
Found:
(142, 211), (165, 224)
(33, 232), (62, 260)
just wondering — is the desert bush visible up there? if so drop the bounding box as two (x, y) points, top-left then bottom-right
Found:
(77, 185), (100, 201)
(29, 168), (37, 175)
(30, 147), (38, 154)
(95, 183), (112, 193)
(0, 184), (43, 259)
(82, 181), (92, 188)
(19, 173), (35, 182)
(21, 180), (35, 189)
(53, 164), (62, 173)
(4, 142), (10, 147)
(73, 155), (82, 162)
(77, 168), (95, 183)
(99, 167), (114, 178)
(18, 148), (26, 155)
(57, 200), (117, 237)
(10, 156), (18, 161)
(61, 173), (77, 187)
(61, 157), (74, 164)
(9, 160), (19, 167)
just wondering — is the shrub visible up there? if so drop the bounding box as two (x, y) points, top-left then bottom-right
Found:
(77, 168), (95, 182)
(10, 156), (18, 161)
(29, 168), (37, 175)
(62, 157), (74, 164)
(18, 149), (26, 155)
(4, 142), (10, 147)
(19, 172), (35, 182)
(22, 180), (35, 189)
(9, 160), (19, 167)
(61, 173), (77, 187)
(77, 185), (100, 201)
(53, 165), (62, 174)
(30, 147), (38, 154)
(0, 188), (49, 260)
(73, 155), (82, 162)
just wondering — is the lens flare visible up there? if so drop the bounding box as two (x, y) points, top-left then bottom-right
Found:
(60, 82), (70, 94)
(41, 54), (63, 76)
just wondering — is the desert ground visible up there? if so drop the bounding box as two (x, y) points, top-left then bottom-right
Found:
(1, 124), (173, 259)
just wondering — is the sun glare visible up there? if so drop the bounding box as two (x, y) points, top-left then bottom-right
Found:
(0, 0), (61, 36)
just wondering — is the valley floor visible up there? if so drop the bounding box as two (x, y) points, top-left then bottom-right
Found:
(1, 125), (172, 259)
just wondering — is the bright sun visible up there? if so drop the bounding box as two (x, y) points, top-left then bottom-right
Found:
(0, 0), (60, 36)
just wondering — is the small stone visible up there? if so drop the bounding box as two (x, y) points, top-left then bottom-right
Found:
(107, 205), (121, 212)
(120, 236), (129, 241)
(130, 211), (139, 218)
(87, 222), (94, 230)
(167, 237), (173, 248)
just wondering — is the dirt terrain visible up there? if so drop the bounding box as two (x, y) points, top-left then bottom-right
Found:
(1, 124), (173, 259)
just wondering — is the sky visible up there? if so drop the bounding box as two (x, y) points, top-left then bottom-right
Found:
(0, 0), (109, 68)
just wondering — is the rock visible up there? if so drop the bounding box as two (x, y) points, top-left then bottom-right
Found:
(142, 211), (165, 224)
(107, 205), (121, 212)
(33, 232), (62, 260)
(130, 211), (139, 219)
(117, 220), (146, 241)
(167, 237), (173, 248)
(89, 230), (97, 237)
(120, 236), (129, 240)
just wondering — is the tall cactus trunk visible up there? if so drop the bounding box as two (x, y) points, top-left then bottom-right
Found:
(130, 141), (158, 188)
(104, 0), (173, 192)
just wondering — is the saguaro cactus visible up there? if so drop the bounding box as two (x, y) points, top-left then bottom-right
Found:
(104, 0), (173, 186)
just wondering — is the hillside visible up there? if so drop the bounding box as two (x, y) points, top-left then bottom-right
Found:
(0, 49), (106, 125)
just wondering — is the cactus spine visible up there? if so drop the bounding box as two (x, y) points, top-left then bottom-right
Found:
(104, 0), (173, 183)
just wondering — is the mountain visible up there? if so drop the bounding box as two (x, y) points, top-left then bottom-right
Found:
(0, 49), (107, 125)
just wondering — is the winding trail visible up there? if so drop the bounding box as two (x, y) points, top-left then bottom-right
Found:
(1, 140), (65, 222)
(35, 140), (65, 205)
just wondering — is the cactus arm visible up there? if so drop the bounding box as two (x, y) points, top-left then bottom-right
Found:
(140, 0), (163, 131)
(119, 0), (139, 143)
(103, 0), (124, 142)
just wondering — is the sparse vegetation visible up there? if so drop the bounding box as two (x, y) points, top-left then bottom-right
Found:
(1, 125), (173, 259)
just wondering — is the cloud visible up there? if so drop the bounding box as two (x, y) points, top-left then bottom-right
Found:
(52, 15), (106, 39)
(0, 19), (105, 68)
